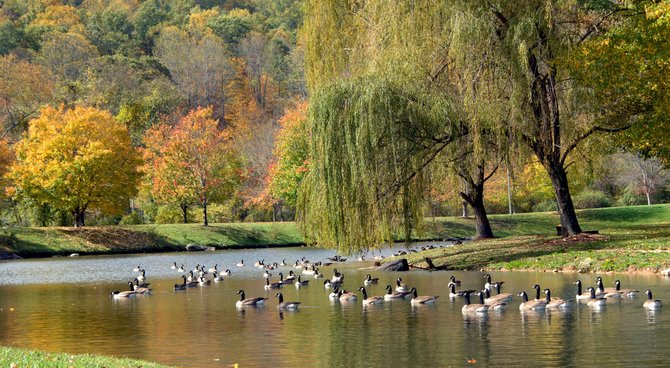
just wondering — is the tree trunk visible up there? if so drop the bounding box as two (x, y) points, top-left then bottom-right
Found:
(73, 208), (85, 227)
(465, 194), (494, 239)
(461, 201), (469, 218)
(646, 191), (652, 205)
(203, 197), (209, 226)
(546, 164), (582, 236)
(180, 204), (189, 224)
(459, 166), (494, 239)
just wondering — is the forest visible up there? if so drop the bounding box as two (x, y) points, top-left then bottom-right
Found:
(0, 1), (669, 253)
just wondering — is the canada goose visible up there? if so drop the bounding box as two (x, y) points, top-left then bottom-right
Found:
(133, 265), (141, 272)
(295, 275), (309, 287)
(171, 262), (178, 270)
(324, 280), (334, 289)
(396, 278), (409, 293)
(285, 271), (297, 281)
(359, 286), (384, 305)
(331, 269), (344, 283)
(236, 290), (267, 308)
(192, 264), (200, 273)
(208, 264), (218, 273)
(186, 271), (196, 282)
(254, 260), (263, 268)
(137, 269), (146, 282)
(314, 269), (324, 278)
(212, 271), (224, 282)
(301, 266), (316, 276)
(263, 270), (273, 278)
(177, 264), (185, 273)
(574, 280), (601, 300)
(483, 288), (509, 307)
(484, 274), (503, 290)
(487, 282), (513, 303)
(614, 280), (639, 297)
(409, 287), (438, 305)
(132, 279), (150, 290)
(544, 289), (570, 309)
(329, 287), (341, 300)
(180, 275), (198, 288)
(384, 284), (412, 300)
(293, 260), (303, 269)
(128, 282), (151, 294)
(276, 293), (300, 310)
(532, 284), (543, 301)
(279, 259), (287, 266)
(518, 291), (547, 311)
(450, 275), (462, 286)
(236, 260), (244, 267)
(111, 290), (137, 298)
(448, 282), (474, 298)
(462, 291), (488, 313)
(585, 287), (607, 307)
(643, 289), (662, 310)
(596, 277), (622, 298)
(278, 273), (293, 285)
(174, 281), (187, 291)
(265, 278), (282, 290)
(338, 289), (357, 302)
(198, 276), (211, 286)
(221, 269), (231, 276)
(364, 274), (379, 285)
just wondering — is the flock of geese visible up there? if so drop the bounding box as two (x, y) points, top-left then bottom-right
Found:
(110, 258), (663, 313)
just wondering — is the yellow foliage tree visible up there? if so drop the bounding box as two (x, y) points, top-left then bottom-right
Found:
(0, 139), (14, 200)
(8, 106), (142, 227)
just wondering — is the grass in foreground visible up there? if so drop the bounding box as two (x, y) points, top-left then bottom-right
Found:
(0, 346), (173, 368)
(394, 205), (670, 273)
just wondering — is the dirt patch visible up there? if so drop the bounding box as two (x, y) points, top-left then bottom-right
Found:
(538, 233), (608, 248)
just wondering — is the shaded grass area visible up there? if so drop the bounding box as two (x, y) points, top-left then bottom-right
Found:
(0, 221), (305, 257)
(0, 346), (172, 368)
(395, 205), (670, 273)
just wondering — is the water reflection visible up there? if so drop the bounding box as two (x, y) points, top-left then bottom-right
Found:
(1, 252), (670, 367)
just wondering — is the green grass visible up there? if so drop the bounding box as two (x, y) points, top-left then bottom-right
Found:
(394, 204), (670, 273)
(0, 346), (173, 368)
(2, 205), (670, 273)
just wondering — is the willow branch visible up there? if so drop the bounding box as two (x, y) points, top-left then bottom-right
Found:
(560, 124), (632, 166)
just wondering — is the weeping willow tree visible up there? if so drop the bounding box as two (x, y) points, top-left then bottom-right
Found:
(299, 77), (462, 254)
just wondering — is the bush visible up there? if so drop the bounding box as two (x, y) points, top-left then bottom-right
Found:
(616, 187), (645, 206)
(154, 206), (184, 224)
(533, 200), (557, 212)
(120, 211), (143, 225)
(573, 189), (613, 209)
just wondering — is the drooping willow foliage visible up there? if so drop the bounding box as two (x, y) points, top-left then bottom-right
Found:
(299, 77), (461, 254)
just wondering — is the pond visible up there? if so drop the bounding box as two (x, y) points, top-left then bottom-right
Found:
(1, 245), (670, 367)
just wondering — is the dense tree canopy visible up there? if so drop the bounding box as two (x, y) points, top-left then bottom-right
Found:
(7, 106), (142, 227)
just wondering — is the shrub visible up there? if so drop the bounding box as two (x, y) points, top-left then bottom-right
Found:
(533, 200), (557, 213)
(154, 206), (183, 224)
(120, 211), (143, 225)
(616, 187), (645, 206)
(573, 189), (613, 209)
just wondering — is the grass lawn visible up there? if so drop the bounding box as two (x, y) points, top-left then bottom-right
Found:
(0, 346), (172, 368)
(395, 204), (670, 273)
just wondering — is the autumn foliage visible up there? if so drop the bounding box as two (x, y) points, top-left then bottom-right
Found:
(143, 108), (243, 226)
(8, 106), (142, 227)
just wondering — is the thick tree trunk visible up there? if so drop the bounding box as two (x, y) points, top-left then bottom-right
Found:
(73, 209), (85, 227)
(546, 165), (582, 236)
(459, 166), (494, 239)
(180, 204), (189, 224)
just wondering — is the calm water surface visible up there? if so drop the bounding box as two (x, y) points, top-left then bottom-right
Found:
(1, 245), (670, 367)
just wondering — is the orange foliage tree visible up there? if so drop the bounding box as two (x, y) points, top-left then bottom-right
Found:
(7, 106), (142, 227)
(143, 107), (243, 226)
(267, 101), (308, 209)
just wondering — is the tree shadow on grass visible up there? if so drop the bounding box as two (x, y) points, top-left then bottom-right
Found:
(205, 225), (304, 247)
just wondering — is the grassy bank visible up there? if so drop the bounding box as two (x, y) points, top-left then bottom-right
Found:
(397, 204), (670, 273)
(0, 346), (172, 368)
(2, 205), (670, 274)
(0, 221), (304, 257)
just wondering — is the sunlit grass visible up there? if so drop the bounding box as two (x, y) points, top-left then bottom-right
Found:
(0, 346), (173, 368)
